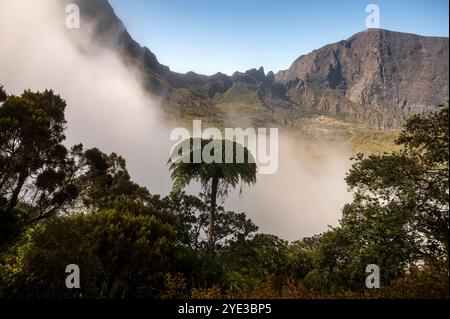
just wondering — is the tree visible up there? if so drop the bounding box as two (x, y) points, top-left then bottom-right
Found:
(220, 233), (291, 289)
(0, 207), (177, 298)
(0, 88), (85, 245)
(162, 191), (258, 250)
(78, 148), (150, 210)
(345, 106), (448, 263)
(0, 86), (6, 103)
(168, 138), (257, 252)
(286, 237), (320, 281)
(312, 106), (449, 289)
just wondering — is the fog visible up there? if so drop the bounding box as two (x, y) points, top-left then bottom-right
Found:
(0, 0), (173, 194)
(226, 136), (353, 240)
(0, 0), (353, 241)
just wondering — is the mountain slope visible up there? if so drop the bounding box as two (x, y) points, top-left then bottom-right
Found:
(276, 29), (449, 127)
(66, 0), (449, 129)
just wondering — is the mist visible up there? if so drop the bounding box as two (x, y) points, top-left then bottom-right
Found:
(0, 0), (353, 242)
(0, 0), (174, 194)
(226, 135), (353, 241)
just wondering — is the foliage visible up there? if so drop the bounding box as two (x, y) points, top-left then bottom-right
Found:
(311, 106), (449, 290)
(0, 86), (6, 103)
(162, 191), (258, 249)
(168, 138), (257, 251)
(79, 148), (151, 210)
(0, 86), (447, 299)
(0, 89), (84, 246)
(0, 207), (177, 298)
(161, 273), (188, 299)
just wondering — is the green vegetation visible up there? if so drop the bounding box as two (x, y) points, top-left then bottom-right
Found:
(168, 138), (257, 252)
(348, 130), (402, 154)
(0, 86), (448, 299)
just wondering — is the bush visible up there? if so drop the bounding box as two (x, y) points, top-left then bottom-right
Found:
(0, 207), (177, 298)
(373, 270), (449, 299)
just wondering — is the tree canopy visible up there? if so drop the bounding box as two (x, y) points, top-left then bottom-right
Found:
(0, 85), (447, 299)
(168, 138), (257, 251)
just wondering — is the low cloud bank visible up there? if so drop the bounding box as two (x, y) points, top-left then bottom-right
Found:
(0, 0), (352, 241)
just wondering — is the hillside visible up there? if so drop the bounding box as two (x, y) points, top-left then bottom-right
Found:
(65, 0), (449, 132)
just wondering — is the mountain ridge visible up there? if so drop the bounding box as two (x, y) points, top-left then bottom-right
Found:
(65, 0), (449, 129)
(276, 28), (449, 126)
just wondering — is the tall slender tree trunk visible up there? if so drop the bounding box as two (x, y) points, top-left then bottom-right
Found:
(4, 169), (27, 215)
(207, 176), (218, 252)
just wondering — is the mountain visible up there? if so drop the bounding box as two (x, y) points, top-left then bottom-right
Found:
(66, 0), (449, 129)
(276, 29), (449, 127)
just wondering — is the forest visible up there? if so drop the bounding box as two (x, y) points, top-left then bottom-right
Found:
(0, 85), (448, 299)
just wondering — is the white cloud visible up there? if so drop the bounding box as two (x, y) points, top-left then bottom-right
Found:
(0, 0), (353, 241)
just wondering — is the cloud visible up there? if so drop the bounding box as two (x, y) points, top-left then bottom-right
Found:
(225, 134), (353, 241)
(0, 0), (173, 194)
(0, 0), (353, 241)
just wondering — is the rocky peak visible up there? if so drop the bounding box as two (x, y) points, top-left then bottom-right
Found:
(276, 29), (449, 118)
(64, 0), (449, 129)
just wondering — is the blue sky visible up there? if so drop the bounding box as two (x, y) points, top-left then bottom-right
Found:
(109, 0), (449, 75)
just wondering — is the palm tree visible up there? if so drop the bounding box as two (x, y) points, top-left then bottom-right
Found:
(168, 138), (257, 252)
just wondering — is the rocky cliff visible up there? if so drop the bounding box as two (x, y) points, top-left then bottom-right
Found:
(65, 0), (449, 129)
(276, 29), (449, 127)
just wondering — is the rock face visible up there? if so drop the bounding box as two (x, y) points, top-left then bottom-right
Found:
(65, 0), (174, 94)
(276, 29), (449, 127)
(66, 0), (449, 129)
